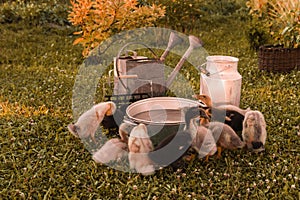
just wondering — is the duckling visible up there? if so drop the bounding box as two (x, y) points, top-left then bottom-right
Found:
(101, 104), (128, 134)
(193, 94), (212, 108)
(92, 122), (132, 164)
(118, 122), (135, 143)
(192, 94), (212, 125)
(193, 94), (231, 126)
(92, 138), (128, 164)
(188, 118), (217, 161)
(184, 109), (218, 161)
(68, 101), (117, 142)
(242, 110), (267, 152)
(185, 106), (217, 161)
(128, 123), (155, 175)
(207, 121), (245, 158)
(193, 94), (249, 132)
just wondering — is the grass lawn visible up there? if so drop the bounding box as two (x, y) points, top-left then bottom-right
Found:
(0, 12), (299, 200)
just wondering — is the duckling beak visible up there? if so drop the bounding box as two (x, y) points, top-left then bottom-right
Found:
(252, 142), (265, 152)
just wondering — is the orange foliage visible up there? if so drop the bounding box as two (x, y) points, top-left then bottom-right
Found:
(68, 0), (165, 57)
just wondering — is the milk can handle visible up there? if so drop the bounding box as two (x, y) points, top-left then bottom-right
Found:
(198, 62), (234, 76)
(198, 62), (210, 76)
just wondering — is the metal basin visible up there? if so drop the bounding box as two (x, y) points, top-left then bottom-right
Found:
(126, 97), (200, 126)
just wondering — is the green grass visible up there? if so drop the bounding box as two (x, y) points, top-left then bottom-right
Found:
(0, 11), (300, 200)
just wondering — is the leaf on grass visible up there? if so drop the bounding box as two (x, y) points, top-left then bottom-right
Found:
(73, 37), (84, 45)
(73, 31), (83, 35)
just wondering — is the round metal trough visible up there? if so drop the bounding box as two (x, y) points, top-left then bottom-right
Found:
(126, 97), (200, 126)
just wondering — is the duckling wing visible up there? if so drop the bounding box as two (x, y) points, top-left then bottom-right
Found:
(226, 132), (244, 149)
(209, 122), (244, 150)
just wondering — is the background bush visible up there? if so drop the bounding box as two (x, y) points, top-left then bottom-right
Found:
(139, 0), (248, 32)
(0, 0), (70, 25)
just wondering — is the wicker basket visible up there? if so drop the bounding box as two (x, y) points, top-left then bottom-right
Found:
(258, 45), (300, 72)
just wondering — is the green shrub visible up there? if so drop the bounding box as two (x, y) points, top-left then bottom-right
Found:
(0, 0), (70, 25)
(140, 0), (246, 32)
(247, 18), (272, 50)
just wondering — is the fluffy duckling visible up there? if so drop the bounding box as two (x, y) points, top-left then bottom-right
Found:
(185, 106), (216, 160)
(193, 94), (248, 132)
(193, 94), (212, 108)
(118, 122), (135, 143)
(101, 104), (128, 134)
(92, 122), (133, 164)
(188, 118), (217, 161)
(128, 123), (155, 175)
(185, 106), (217, 160)
(193, 94), (231, 126)
(242, 110), (267, 152)
(208, 121), (245, 158)
(194, 94), (249, 115)
(192, 94), (212, 125)
(92, 138), (128, 164)
(68, 101), (116, 142)
(189, 118), (217, 161)
(185, 108), (218, 161)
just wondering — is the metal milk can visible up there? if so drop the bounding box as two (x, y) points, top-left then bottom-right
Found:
(200, 55), (242, 106)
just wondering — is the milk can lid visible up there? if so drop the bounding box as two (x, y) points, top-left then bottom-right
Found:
(206, 55), (239, 62)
